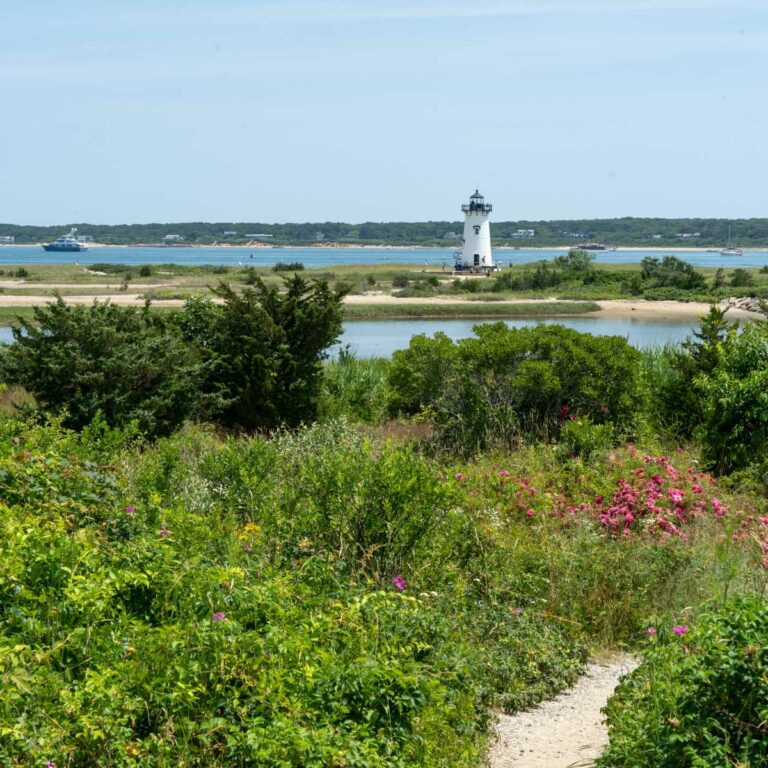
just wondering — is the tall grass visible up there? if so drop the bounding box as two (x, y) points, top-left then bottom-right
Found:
(319, 350), (390, 423)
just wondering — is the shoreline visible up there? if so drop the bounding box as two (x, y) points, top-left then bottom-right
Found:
(4, 244), (768, 253)
(0, 293), (761, 322)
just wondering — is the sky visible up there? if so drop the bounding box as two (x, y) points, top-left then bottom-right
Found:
(1, 0), (767, 224)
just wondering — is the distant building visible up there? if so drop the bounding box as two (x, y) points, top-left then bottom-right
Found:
(676, 232), (701, 239)
(76, 235), (93, 243)
(0, 236), (14, 244)
(652, 234), (662, 239)
(163, 234), (183, 243)
(245, 233), (273, 239)
(315, 231), (327, 241)
(443, 231), (460, 242)
(512, 228), (535, 238)
(223, 230), (238, 236)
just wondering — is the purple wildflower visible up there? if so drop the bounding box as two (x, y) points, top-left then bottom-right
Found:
(125, 504), (136, 515)
(212, 612), (227, 622)
(391, 576), (407, 591)
(645, 627), (657, 637)
(673, 625), (689, 636)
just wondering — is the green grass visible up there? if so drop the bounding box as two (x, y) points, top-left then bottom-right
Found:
(342, 300), (600, 320)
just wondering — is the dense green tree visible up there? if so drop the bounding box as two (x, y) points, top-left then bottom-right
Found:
(192, 276), (346, 430)
(1, 298), (205, 437)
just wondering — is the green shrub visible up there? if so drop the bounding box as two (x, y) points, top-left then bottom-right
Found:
(557, 416), (614, 461)
(730, 268), (755, 287)
(272, 261), (305, 271)
(695, 319), (768, 473)
(599, 598), (768, 768)
(390, 324), (642, 453)
(0, 298), (206, 438)
(196, 277), (347, 430)
(388, 332), (457, 416)
(138, 264), (152, 277)
(319, 349), (390, 423)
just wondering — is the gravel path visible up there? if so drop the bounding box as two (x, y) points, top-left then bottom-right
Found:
(489, 656), (637, 768)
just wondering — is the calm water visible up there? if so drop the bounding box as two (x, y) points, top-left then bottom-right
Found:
(0, 316), (695, 355)
(334, 317), (696, 357)
(2, 245), (767, 269)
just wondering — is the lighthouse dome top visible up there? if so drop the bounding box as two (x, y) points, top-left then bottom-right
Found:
(462, 189), (492, 214)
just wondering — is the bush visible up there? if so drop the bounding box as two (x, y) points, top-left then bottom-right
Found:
(599, 598), (768, 768)
(388, 332), (457, 415)
(695, 319), (768, 473)
(272, 261), (305, 271)
(730, 268), (755, 287)
(389, 324), (643, 453)
(197, 277), (346, 430)
(139, 264), (152, 277)
(319, 349), (390, 423)
(0, 299), (205, 438)
(557, 416), (614, 461)
(640, 256), (706, 291)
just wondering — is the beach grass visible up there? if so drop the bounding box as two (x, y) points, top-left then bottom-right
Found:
(342, 301), (600, 320)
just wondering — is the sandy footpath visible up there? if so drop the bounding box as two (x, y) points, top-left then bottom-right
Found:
(0, 292), (761, 320)
(489, 656), (637, 768)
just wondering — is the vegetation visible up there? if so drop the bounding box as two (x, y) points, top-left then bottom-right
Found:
(4, 217), (768, 246)
(1, 290), (768, 765)
(599, 598), (768, 767)
(388, 323), (642, 453)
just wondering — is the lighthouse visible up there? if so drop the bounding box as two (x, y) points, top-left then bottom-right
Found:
(458, 190), (494, 271)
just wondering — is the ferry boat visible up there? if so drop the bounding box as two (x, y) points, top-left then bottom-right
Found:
(42, 228), (88, 252)
(575, 242), (607, 251)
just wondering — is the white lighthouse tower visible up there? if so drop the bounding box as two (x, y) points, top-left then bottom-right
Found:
(458, 190), (494, 271)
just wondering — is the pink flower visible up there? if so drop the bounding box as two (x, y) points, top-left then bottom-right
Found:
(526, 509), (534, 517)
(125, 504), (136, 515)
(512, 608), (522, 616)
(498, 470), (511, 478)
(391, 576), (407, 591)
(692, 485), (703, 494)
(560, 405), (570, 416)
(673, 625), (689, 636)
(212, 612), (227, 622)
(645, 626), (657, 636)
(46, 762), (56, 768)
(454, 472), (465, 482)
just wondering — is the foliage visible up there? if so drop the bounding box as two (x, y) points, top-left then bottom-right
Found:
(272, 261), (305, 271)
(319, 348), (390, 423)
(5, 217), (768, 247)
(730, 267), (755, 287)
(195, 277), (346, 430)
(599, 597), (768, 768)
(640, 256), (707, 291)
(642, 306), (735, 437)
(694, 319), (768, 473)
(0, 298), (206, 438)
(388, 323), (643, 453)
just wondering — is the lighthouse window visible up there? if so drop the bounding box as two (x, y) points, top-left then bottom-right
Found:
(474, 254), (480, 266)
(473, 225), (480, 235)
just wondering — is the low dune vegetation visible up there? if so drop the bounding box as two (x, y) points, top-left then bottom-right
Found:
(0, 279), (767, 766)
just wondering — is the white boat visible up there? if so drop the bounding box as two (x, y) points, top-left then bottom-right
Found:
(42, 228), (88, 252)
(719, 226), (742, 256)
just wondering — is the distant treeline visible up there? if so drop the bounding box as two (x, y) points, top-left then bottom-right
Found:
(2, 218), (768, 247)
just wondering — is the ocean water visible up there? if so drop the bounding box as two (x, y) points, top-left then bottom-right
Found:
(1, 245), (767, 269)
(1, 315), (696, 356)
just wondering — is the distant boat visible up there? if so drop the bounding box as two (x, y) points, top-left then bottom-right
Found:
(42, 228), (88, 252)
(576, 242), (607, 251)
(719, 226), (742, 256)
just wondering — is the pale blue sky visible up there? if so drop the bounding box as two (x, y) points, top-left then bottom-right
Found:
(1, 0), (766, 224)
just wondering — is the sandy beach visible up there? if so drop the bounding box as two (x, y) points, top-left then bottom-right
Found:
(0, 292), (762, 320)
